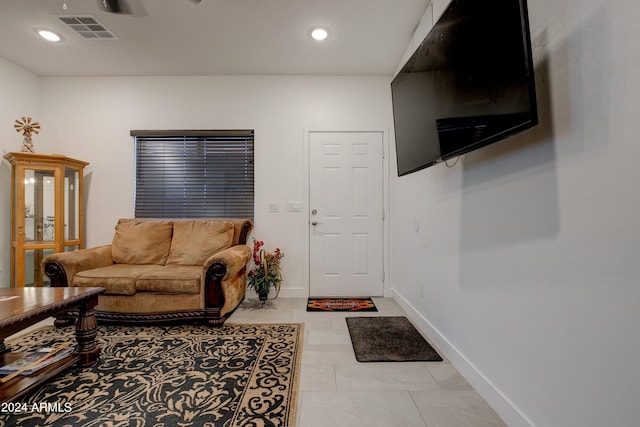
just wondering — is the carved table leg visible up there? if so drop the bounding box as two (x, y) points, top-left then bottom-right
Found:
(54, 309), (77, 328)
(73, 294), (100, 367)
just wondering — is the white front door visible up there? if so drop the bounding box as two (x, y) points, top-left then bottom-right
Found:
(309, 131), (384, 297)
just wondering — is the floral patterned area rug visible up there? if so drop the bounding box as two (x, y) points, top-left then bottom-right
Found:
(0, 323), (303, 427)
(306, 297), (378, 312)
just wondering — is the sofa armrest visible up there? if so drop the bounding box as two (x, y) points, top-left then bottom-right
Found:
(203, 245), (252, 279)
(42, 245), (114, 287)
(202, 245), (252, 324)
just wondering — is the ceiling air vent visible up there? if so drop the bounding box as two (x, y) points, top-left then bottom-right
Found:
(58, 16), (118, 39)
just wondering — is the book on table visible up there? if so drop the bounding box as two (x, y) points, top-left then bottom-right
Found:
(0, 347), (74, 376)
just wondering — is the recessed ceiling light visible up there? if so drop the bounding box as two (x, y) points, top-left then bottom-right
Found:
(36, 29), (62, 42)
(311, 28), (329, 41)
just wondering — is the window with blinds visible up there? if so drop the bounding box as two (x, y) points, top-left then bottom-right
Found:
(131, 130), (254, 219)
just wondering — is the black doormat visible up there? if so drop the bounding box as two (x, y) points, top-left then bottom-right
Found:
(307, 297), (377, 312)
(346, 316), (443, 362)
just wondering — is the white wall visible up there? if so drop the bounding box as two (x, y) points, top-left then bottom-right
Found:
(33, 75), (392, 297)
(0, 58), (41, 287)
(390, 0), (640, 426)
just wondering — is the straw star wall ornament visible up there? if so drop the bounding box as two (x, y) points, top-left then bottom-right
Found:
(14, 116), (41, 153)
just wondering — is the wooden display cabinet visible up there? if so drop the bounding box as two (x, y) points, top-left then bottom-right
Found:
(3, 153), (89, 287)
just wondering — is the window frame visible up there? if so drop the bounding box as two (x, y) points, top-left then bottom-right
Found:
(131, 129), (254, 220)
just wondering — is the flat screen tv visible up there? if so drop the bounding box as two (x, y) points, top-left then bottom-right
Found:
(391, 0), (538, 176)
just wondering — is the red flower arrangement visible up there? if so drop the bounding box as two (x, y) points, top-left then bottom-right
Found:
(247, 239), (284, 301)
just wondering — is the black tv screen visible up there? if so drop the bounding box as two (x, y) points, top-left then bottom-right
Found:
(391, 0), (538, 176)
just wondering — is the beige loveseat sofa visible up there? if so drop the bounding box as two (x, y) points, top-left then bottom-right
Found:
(42, 218), (253, 326)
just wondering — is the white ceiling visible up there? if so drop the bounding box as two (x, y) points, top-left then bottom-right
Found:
(0, 0), (428, 77)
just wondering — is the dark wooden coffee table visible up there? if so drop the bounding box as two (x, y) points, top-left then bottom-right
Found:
(0, 287), (104, 403)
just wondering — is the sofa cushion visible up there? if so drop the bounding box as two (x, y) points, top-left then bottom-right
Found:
(112, 220), (173, 265)
(72, 264), (160, 295)
(136, 265), (202, 294)
(166, 220), (234, 266)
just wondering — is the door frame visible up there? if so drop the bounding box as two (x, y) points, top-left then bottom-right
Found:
(303, 128), (391, 298)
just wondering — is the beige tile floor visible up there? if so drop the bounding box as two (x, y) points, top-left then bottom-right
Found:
(8, 297), (507, 426)
(230, 297), (507, 427)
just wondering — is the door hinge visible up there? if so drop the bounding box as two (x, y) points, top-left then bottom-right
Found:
(382, 209), (385, 221)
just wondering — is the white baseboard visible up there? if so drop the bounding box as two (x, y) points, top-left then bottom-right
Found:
(271, 287), (308, 299)
(391, 289), (535, 427)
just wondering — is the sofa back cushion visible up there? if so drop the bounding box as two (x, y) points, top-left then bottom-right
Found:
(166, 220), (234, 265)
(112, 220), (173, 265)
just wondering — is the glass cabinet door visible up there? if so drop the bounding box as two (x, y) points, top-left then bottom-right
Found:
(23, 169), (56, 243)
(21, 168), (56, 287)
(64, 167), (80, 241)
